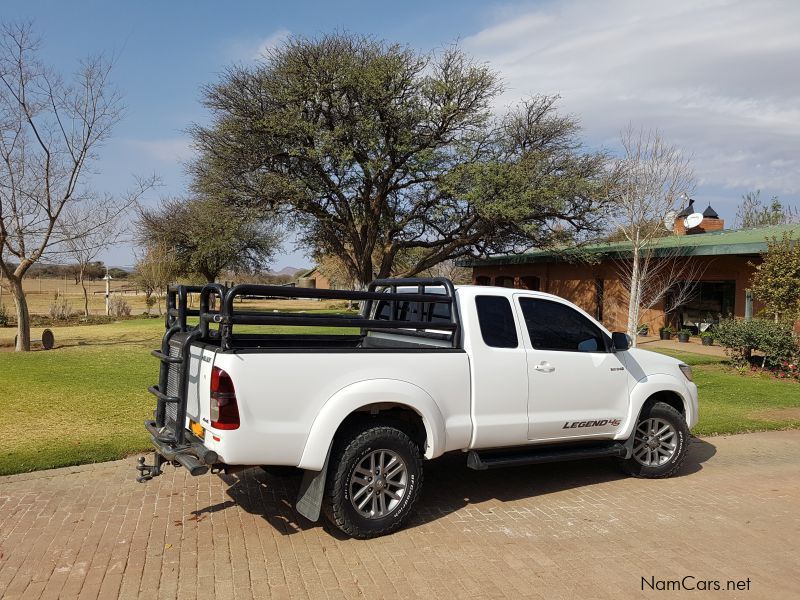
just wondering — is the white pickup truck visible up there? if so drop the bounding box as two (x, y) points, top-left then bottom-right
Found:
(138, 278), (698, 539)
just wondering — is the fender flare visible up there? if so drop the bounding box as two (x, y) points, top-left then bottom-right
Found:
(297, 378), (446, 471)
(619, 374), (692, 439)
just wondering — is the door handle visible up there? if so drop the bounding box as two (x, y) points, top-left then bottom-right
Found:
(533, 362), (555, 373)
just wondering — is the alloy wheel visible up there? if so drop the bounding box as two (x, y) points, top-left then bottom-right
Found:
(632, 417), (678, 467)
(349, 449), (408, 519)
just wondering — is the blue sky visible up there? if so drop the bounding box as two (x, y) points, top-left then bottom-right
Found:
(4, 0), (798, 269)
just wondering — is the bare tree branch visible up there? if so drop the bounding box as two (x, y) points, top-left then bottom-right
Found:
(0, 22), (124, 350)
(611, 126), (695, 345)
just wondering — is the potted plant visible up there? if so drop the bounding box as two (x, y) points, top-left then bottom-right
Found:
(677, 328), (692, 343)
(700, 331), (714, 346)
(659, 326), (674, 341)
(637, 324), (649, 336)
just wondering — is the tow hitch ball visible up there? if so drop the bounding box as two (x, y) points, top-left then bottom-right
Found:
(136, 454), (164, 483)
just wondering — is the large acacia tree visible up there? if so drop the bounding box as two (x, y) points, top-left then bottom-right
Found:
(192, 33), (615, 286)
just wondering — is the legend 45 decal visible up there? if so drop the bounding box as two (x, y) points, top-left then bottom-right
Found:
(562, 418), (622, 429)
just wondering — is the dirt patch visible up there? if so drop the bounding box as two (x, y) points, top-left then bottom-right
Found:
(748, 408), (800, 422)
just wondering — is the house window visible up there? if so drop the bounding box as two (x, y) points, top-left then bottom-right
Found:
(676, 280), (736, 329)
(475, 276), (491, 286)
(520, 276), (540, 291)
(494, 275), (515, 288)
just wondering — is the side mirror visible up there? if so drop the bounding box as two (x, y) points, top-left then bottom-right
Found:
(611, 332), (630, 352)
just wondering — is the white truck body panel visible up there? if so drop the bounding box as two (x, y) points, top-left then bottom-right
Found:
(196, 350), (471, 470)
(179, 285), (698, 471)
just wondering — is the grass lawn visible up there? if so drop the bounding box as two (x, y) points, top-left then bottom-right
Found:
(0, 315), (356, 476)
(649, 348), (800, 436)
(0, 320), (798, 476)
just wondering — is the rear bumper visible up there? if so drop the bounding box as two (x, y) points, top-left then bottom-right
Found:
(145, 420), (219, 476)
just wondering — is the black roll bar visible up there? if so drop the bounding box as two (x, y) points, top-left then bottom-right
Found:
(164, 277), (461, 350)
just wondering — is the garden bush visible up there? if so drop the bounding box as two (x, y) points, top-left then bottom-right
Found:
(48, 291), (73, 320)
(771, 360), (799, 381)
(0, 304), (8, 327)
(109, 296), (132, 317)
(715, 318), (798, 367)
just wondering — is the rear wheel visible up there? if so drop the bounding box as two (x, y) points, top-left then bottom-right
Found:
(323, 425), (423, 539)
(620, 402), (689, 478)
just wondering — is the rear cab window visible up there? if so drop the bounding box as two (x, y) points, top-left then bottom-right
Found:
(374, 297), (452, 324)
(475, 295), (518, 348)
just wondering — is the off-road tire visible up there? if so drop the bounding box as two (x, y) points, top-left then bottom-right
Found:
(620, 401), (690, 478)
(323, 425), (423, 539)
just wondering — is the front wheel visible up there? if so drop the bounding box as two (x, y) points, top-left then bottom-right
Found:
(323, 425), (423, 539)
(620, 402), (690, 478)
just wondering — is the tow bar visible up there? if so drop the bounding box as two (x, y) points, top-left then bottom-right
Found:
(136, 454), (165, 483)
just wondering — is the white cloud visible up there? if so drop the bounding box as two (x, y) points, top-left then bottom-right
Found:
(464, 0), (800, 200)
(253, 29), (291, 60)
(125, 137), (193, 164)
(228, 29), (292, 62)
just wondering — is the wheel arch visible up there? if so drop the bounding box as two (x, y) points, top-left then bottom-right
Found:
(297, 379), (446, 471)
(643, 390), (686, 416)
(621, 374), (692, 439)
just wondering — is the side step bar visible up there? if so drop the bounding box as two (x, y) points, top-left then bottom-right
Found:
(467, 442), (627, 471)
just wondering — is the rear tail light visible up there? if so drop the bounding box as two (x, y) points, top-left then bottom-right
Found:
(210, 366), (240, 430)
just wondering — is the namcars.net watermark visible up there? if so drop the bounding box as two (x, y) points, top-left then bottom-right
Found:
(642, 576), (752, 592)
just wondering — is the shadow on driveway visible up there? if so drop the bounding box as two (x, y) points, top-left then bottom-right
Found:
(198, 436), (717, 537)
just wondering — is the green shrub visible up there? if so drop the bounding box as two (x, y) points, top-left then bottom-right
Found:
(0, 304), (8, 327)
(715, 318), (798, 367)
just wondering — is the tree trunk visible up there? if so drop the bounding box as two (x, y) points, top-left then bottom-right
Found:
(80, 269), (89, 317)
(10, 276), (31, 352)
(202, 272), (217, 310)
(626, 250), (641, 347)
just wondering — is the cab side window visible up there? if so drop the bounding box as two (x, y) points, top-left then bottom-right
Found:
(475, 295), (518, 348)
(518, 298), (607, 353)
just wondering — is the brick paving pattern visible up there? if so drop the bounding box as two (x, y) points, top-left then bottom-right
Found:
(1, 431), (798, 599)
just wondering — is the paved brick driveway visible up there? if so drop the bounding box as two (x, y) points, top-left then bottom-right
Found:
(1, 431), (798, 599)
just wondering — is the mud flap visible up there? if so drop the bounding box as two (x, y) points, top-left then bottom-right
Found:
(295, 451), (330, 522)
(623, 430), (636, 459)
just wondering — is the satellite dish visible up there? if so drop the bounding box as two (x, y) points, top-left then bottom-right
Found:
(663, 210), (677, 231)
(684, 212), (703, 229)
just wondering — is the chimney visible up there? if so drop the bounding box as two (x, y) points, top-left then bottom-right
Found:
(673, 200), (724, 235)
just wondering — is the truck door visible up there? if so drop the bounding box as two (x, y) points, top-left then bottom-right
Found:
(514, 296), (630, 441)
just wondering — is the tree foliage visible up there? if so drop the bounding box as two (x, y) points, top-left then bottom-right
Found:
(750, 233), (800, 322)
(191, 33), (615, 286)
(138, 196), (282, 283)
(735, 191), (796, 229)
(133, 243), (179, 315)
